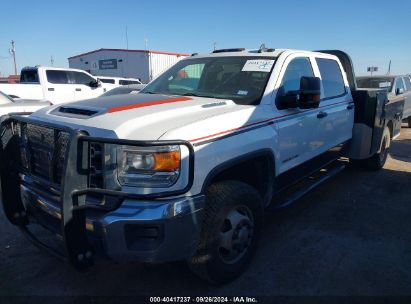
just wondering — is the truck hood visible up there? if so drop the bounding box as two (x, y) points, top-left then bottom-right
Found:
(31, 93), (266, 142)
(13, 99), (50, 106)
(0, 99), (49, 116)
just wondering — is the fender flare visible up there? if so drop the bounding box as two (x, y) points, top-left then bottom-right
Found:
(201, 149), (276, 206)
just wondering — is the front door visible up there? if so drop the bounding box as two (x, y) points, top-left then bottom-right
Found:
(72, 71), (105, 101)
(274, 55), (326, 174)
(44, 70), (75, 104)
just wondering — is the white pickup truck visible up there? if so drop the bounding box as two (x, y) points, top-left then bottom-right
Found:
(0, 66), (113, 104)
(0, 48), (405, 284)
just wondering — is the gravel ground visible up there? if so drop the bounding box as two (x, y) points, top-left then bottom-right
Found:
(0, 125), (410, 299)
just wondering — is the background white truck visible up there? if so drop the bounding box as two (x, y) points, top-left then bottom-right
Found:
(0, 48), (405, 284)
(97, 76), (142, 86)
(0, 66), (114, 104)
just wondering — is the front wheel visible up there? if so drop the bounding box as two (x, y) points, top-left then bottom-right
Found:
(188, 180), (263, 284)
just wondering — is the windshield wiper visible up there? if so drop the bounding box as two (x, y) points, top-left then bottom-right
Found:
(182, 92), (214, 98)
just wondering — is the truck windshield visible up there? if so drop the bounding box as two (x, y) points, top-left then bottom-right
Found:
(141, 56), (276, 105)
(356, 77), (394, 92)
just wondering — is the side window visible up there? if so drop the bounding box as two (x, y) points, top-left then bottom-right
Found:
(46, 70), (69, 84)
(395, 78), (404, 90)
(73, 72), (96, 85)
(280, 57), (314, 93)
(100, 78), (115, 84)
(402, 77), (411, 91)
(119, 80), (140, 85)
(316, 58), (346, 99)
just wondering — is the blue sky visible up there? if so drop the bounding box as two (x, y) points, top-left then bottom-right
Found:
(0, 0), (410, 76)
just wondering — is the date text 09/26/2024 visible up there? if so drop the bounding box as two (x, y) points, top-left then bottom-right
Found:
(149, 296), (258, 303)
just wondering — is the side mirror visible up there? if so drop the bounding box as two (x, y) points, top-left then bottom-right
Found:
(277, 76), (321, 110)
(298, 76), (321, 109)
(89, 79), (102, 88)
(396, 87), (404, 95)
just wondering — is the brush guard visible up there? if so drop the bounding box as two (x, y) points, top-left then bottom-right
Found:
(0, 115), (194, 270)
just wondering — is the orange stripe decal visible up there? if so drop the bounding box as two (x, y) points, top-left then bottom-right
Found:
(107, 97), (192, 113)
(189, 100), (353, 143)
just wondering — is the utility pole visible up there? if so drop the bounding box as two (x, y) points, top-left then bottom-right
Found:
(9, 40), (17, 75)
(125, 25), (129, 50)
(50, 55), (54, 66)
(124, 25), (129, 78)
(387, 60), (391, 75)
(213, 42), (217, 51)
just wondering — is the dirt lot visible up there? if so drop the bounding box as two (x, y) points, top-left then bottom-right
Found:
(0, 125), (410, 298)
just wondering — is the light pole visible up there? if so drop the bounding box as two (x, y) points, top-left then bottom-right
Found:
(9, 40), (17, 75)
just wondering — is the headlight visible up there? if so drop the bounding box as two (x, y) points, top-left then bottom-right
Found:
(114, 145), (181, 187)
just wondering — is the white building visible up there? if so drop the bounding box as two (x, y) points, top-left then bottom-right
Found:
(68, 48), (190, 83)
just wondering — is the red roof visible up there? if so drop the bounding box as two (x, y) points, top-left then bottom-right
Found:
(68, 48), (190, 60)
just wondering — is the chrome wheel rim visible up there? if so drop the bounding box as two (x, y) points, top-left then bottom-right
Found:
(218, 205), (254, 264)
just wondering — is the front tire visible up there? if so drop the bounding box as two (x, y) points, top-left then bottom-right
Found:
(188, 180), (263, 284)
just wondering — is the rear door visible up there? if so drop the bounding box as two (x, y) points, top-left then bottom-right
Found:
(314, 57), (354, 151)
(402, 76), (411, 119)
(72, 71), (105, 100)
(44, 70), (75, 103)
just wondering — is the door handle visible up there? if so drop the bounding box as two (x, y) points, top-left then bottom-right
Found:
(317, 112), (328, 119)
(347, 104), (355, 110)
(75, 88), (82, 91)
(48, 88), (55, 91)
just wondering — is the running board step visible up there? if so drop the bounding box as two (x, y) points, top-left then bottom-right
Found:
(269, 161), (346, 211)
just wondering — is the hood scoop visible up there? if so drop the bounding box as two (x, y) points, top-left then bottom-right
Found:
(51, 106), (100, 119)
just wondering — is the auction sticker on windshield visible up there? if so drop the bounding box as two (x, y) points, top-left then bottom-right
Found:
(379, 81), (391, 88)
(242, 59), (275, 72)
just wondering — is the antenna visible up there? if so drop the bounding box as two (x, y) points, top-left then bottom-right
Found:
(144, 37), (149, 50)
(258, 43), (273, 53)
(9, 40), (17, 75)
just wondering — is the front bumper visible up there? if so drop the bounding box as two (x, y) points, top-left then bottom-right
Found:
(0, 115), (199, 269)
(21, 184), (205, 262)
